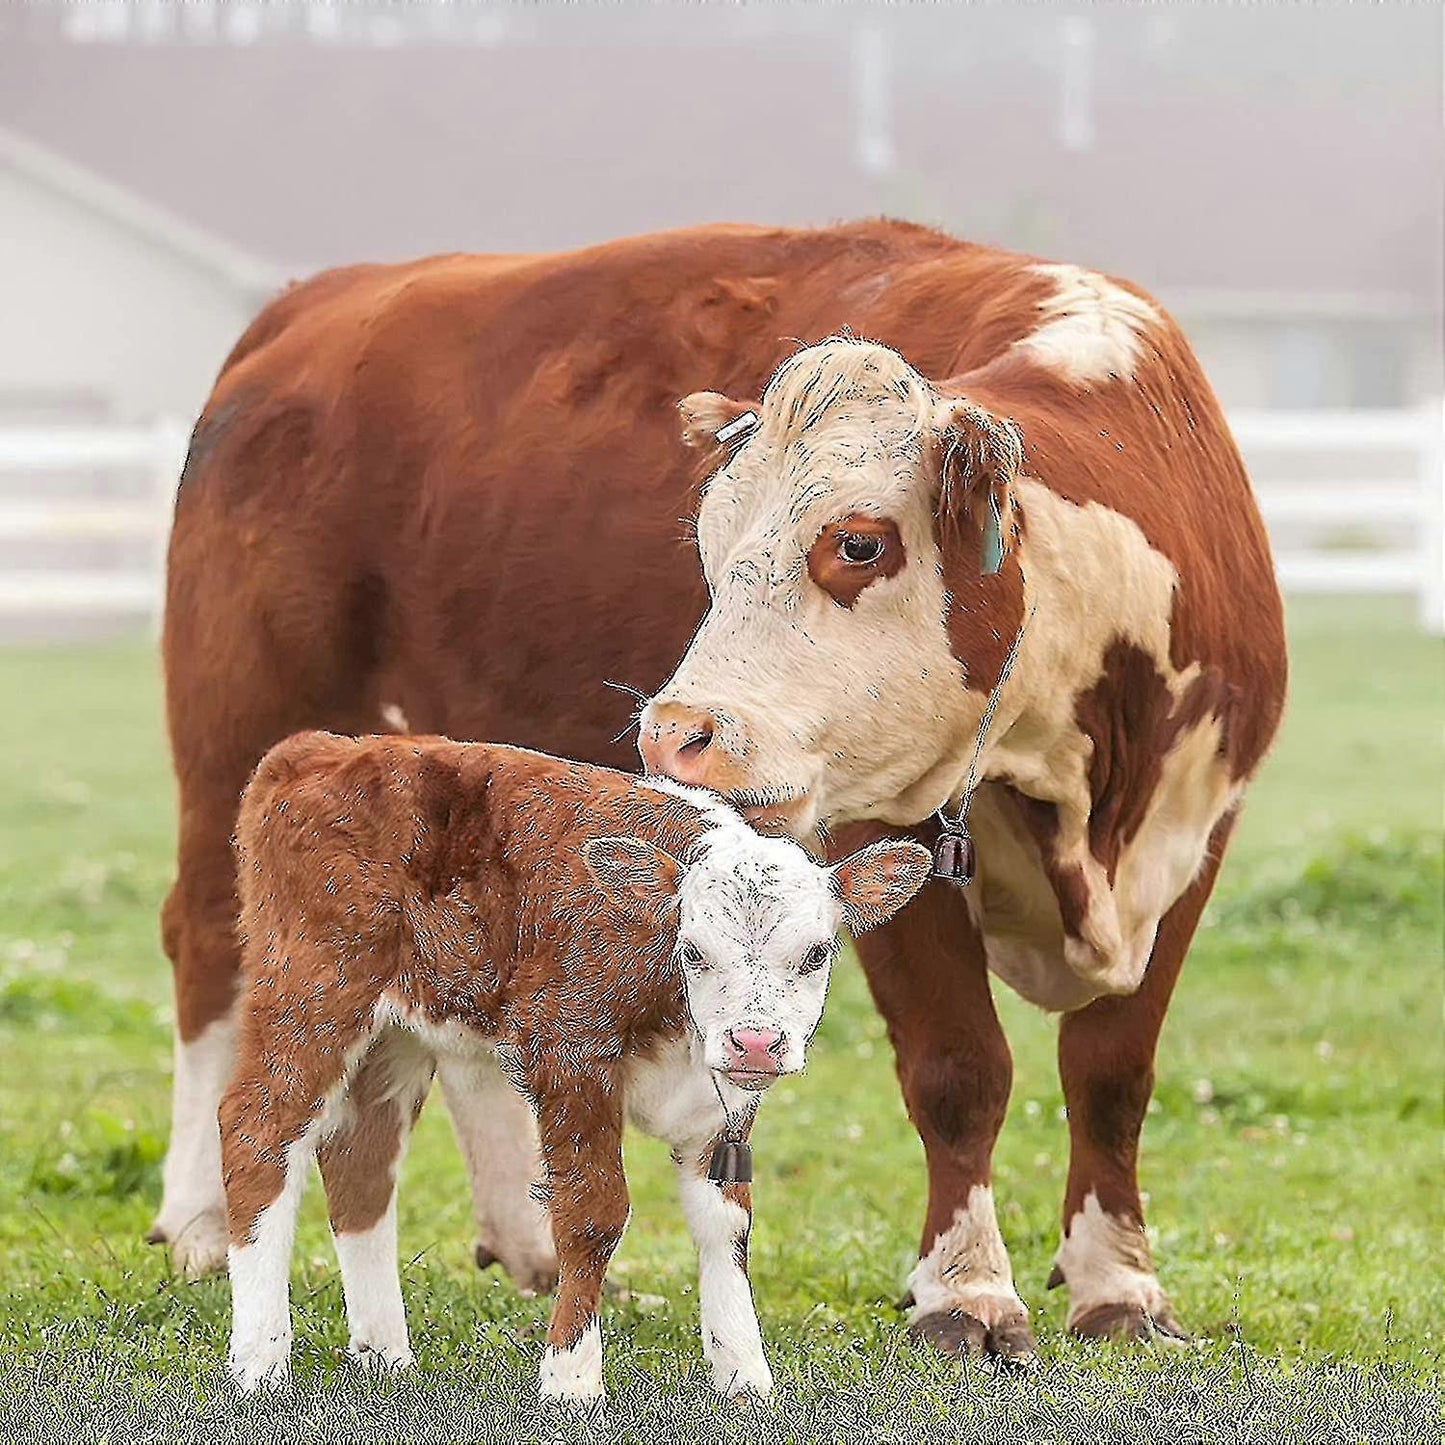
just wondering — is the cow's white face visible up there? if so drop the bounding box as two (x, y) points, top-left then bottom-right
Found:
(640, 339), (1013, 838)
(583, 823), (931, 1088)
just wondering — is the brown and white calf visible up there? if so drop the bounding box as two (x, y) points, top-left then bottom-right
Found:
(221, 730), (930, 1399)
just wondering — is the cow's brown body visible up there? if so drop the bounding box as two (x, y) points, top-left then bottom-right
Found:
(160, 220), (1286, 1355)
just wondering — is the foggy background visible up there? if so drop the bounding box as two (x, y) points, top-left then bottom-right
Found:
(1, 1), (1440, 636)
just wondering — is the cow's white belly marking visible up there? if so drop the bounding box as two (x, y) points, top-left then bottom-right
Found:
(950, 482), (1242, 1013)
(968, 716), (1236, 1013)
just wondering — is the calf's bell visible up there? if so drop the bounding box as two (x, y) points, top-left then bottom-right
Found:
(707, 1138), (753, 1184)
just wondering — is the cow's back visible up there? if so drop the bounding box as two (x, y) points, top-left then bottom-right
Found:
(164, 222), (1068, 773)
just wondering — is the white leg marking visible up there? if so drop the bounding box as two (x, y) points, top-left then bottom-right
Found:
(1054, 1190), (1169, 1326)
(227, 1139), (311, 1392)
(907, 1185), (1031, 1341)
(677, 1166), (772, 1397)
(538, 1319), (604, 1404)
(153, 1013), (235, 1279)
(379, 703), (410, 732)
(334, 1195), (412, 1371)
(437, 1051), (556, 1292)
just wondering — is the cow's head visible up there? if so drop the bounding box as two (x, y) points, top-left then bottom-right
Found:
(583, 825), (931, 1088)
(639, 338), (1021, 838)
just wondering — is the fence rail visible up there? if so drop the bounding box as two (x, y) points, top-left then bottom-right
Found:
(0, 407), (1440, 632)
(1229, 405), (1443, 631)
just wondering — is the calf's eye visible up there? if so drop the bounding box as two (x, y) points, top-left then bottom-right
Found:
(799, 942), (832, 975)
(839, 532), (885, 566)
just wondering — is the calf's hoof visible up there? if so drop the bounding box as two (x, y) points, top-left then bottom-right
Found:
(710, 1356), (773, 1399)
(347, 1341), (415, 1374)
(149, 1209), (229, 1281)
(909, 1306), (1039, 1372)
(229, 1340), (292, 1394)
(1071, 1301), (1191, 1345)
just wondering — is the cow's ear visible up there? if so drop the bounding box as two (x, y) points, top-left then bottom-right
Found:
(582, 836), (682, 918)
(678, 392), (762, 452)
(934, 396), (1023, 576)
(831, 840), (933, 934)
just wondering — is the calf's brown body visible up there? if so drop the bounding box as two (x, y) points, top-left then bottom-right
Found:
(225, 732), (739, 1395)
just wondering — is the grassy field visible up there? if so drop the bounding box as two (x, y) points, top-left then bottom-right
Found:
(0, 598), (1439, 1442)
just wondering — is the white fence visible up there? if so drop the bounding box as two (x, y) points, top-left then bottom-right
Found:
(0, 407), (1440, 633)
(1230, 406), (1444, 633)
(0, 418), (189, 622)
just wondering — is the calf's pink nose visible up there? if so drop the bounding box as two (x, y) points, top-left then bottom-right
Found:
(725, 1026), (785, 1073)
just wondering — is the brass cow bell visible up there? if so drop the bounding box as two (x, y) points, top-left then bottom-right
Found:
(932, 827), (976, 887)
(707, 1138), (753, 1184)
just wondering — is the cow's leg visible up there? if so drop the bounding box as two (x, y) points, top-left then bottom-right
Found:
(673, 1133), (772, 1397)
(534, 1077), (629, 1407)
(849, 853), (1034, 1366)
(1052, 816), (1234, 1341)
(316, 1033), (434, 1372)
(150, 798), (247, 1280)
(436, 1051), (559, 1294)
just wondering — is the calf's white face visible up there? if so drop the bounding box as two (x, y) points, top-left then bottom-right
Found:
(584, 827), (930, 1089)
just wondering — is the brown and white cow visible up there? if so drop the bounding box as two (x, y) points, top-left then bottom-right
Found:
(639, 327), (1286, 1353)
(157, 220), (1284, 1364)
(223, 730), (930, 1399)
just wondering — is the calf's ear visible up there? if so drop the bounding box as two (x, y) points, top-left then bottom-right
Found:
(831, 840), (934, 934)
(678, 392), (761, 452)
(582, 836), (682, 918)
(934, 396), (1023, 576)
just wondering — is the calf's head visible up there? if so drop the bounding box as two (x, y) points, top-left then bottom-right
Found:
(584, 828), (930, 1089)
(639, 337), (1021, 838)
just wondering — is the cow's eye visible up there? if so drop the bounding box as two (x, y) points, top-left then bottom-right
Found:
(678, 941), (707, 969)
(839, 532), (885, 566)
(799, 942), (833, 975)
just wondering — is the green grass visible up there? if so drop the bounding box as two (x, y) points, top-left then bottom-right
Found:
(0, 598), (1440, 1442)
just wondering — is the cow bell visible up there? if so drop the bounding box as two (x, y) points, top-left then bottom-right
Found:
(707, 1137), (753, 1184)
(932, 827), (976, 887)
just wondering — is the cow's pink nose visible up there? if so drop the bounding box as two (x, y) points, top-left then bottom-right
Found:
(638, 701), (720, 787)
(724, 1026), (785, 1074)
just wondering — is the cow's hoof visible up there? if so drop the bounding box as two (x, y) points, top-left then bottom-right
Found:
(908, 1308), (1039, 1371)
(151, 1209), (229, 1281)
(1071, 1301), (1191, 1345)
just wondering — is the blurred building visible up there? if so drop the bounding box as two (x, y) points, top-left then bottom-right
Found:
(3, 3), (1441, 421)
(0, 3), (1440, 634)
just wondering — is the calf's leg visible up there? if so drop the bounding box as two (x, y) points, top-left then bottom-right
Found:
(220, 1053), (334, 1391)
(1052, 815), (1234, 1341)
(534, 1078), (629, 1406)
(674, 1132), (771, 1397)
(436, 1051), (559, 1293)
(316, 1033), (434, 1370)
(847, 831), (1034, 1366)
